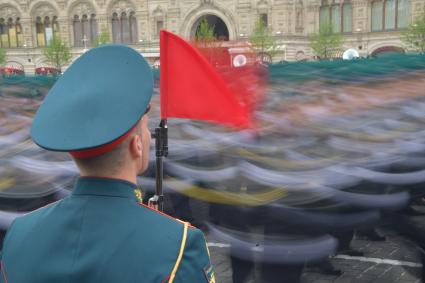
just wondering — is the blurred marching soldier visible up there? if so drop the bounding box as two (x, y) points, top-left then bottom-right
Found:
(0, 45), (214, 283)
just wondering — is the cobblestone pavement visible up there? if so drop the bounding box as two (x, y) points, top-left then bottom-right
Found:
(207, 220), (424, 283)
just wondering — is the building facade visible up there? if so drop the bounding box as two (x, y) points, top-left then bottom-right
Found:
(0, 0), (424, 74)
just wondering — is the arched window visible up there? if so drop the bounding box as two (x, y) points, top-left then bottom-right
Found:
(111, 11), (137, 44)
(385, 0), (396, 29)
(371, 0), (410, 31)
(0, 18), (8, 48)
(52, 16), (60, 35)
(371, 1), (383, 30)
(319, 0), (352, 33)
(397, 0), (409, 28)
(320, 5), (330, 26)
(90, 14), (98, 41)
(121, 12), (130, 43)
(0, 17), (24, 48)
(15, 18), (23, 46)
(82, 15), (89, 40)
(36, 16), (60, 47)
(73, 15), (82, 46)
(342, 2), (352, 32)
(331, 3), (341, 32)
(130, 12), (137, 42)
(36, 17), (44, 46)
(112, 12), (120, 43)
(73, 14), (97, 47)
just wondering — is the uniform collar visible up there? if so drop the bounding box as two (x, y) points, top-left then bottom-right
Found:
(73, 177), (139, 201)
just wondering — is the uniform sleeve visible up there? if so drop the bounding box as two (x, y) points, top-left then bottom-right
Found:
(173, 228), (215, 283)
(0, 220), (16, 283)
(0, 252), (3, 283)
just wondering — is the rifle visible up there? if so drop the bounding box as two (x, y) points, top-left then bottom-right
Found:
(149, 119), (168, 212)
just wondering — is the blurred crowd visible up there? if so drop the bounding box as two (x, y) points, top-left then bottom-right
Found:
(1, 54), (425, 282)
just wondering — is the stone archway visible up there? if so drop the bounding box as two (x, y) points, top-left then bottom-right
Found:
(35, 61), (60, 75)
(371, 46), (405, 57)
(2, 61), (25, 75)
(295, 51), (306, 61)
(191, 14), (229, 40)
(180, 5), (237, 40)
(29, 1), (60, 19)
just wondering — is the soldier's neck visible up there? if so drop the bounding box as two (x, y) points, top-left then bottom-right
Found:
(80, 171), (137, 186)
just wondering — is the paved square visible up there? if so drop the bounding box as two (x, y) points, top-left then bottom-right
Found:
(208, 226), (423, 283)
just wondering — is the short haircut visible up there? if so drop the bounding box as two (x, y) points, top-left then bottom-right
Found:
(73, 121), (142, 175)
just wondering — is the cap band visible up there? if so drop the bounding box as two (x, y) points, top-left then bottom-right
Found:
(69, 104), (151, 159)
(70, 124), (137, 159)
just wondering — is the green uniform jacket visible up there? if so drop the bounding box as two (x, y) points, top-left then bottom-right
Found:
(0, 177), (215, 283)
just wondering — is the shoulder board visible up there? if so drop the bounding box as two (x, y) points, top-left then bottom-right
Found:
(137, 202), (195, 229)
(175, 218), (196, 229)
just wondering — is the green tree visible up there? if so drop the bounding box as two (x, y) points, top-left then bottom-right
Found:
(194, 19), (218, 64)
(92, 27), (111, 47)
(0, 48), (6, 67)
(310, 21), (343, 59)
(249, 19), (279, 63)
(196, 18), (215, 42)
(402, 11), (425, 53)
(42, 36), (71, 74)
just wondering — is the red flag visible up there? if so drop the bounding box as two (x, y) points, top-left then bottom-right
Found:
(160, 30), (251, 128)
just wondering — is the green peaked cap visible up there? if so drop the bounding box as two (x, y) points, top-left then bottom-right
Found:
(31, 44), (153, 152)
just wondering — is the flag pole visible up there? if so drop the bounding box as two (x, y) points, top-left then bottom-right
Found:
(149, 119), (168, 212)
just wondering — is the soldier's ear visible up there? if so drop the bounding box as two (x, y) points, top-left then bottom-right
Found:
(129, 135), (143, 158)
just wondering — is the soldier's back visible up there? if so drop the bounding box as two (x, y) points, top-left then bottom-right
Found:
(1, 178), (213, 283)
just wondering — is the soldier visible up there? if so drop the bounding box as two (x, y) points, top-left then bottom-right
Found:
(0, 45), (215, 283)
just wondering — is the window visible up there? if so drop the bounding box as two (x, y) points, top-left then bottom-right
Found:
(36, 16), (59, 47)
(372, 1), (383, 30)
(385, 0), (396, 29)
(342, 3), (352, 32)
(319, 0), (352, 33)
(73, 14), (97, 47)
(156, 20), (163, 37)
(260, 13), (268, 26)
(320, 6), (330, 25)
(397, 0), (409, 28)
(0, 17), (24, 48)
(112, 12), (137, 44)
(130, 12), (137, 42)
(371, 0), (410, 31)
(331, 5), (341, 32)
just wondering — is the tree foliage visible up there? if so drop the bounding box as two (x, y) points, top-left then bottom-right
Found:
(0, 48), (6, 66)
(195, 18), (215, 42)
(249, 19), (279, 63)
(402, 10), (425, 53)
(42, 36), (71, 74)
(92, 27), (111, 48)
(194, 19), (219, 64)
(310, 21), (343, 59)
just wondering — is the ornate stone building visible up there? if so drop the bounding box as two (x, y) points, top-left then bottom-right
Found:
(0, 0), (424, 74)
